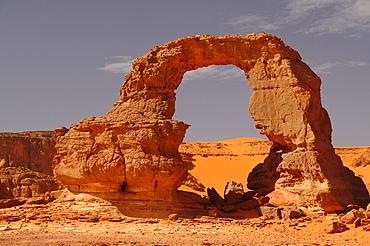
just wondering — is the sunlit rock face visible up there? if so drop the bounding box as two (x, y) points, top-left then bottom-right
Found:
(53, 33), (369, 211)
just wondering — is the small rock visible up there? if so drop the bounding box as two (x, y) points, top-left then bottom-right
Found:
(168, 213), (179, 220)
(324, 221), (348, 234)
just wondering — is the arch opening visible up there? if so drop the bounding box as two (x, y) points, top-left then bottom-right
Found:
(174, 64), (268, 196)
(174, 65), (262, 143)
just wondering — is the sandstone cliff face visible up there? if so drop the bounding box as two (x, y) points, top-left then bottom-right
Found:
(0, 131), (59, 201)
(53, 33), (369, 212)
(0, 131), (56, 175)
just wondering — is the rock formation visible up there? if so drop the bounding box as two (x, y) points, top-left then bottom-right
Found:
(0, 167), (58, 204)
(0, 131), (56, 175)
(53, 33), (369, 214)
(0, 131), (59, 204)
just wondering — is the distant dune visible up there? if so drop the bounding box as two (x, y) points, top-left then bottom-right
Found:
(179, 137), (370, 196)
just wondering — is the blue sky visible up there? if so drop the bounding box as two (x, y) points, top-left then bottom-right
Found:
(0, 0), (369, 146)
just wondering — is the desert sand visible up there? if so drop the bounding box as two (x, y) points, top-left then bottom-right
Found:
(179, 137), (269, 196)
(180, 137), (370, 196)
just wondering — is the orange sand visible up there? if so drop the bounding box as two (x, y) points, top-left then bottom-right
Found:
(179, 137), (370, 196)
(179, 137), (268, 195)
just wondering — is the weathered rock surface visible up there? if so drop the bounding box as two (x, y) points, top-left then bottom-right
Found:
(0, 131), (56, 175)
(53, 33), (369, 213)
(0, 167), (59, 201)
(324, 221), (348, 234)
(0, 132), (59, 204)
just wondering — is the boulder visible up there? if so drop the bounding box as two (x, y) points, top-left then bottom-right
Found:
(224, 181), (244, 196)
(207, 187), (225, 207)
(341, 209), (365, 224)
(281, 208), (304, 219)
(257, 206), (282, 219)
(324, 221), (348, 234)
(224, 181), (245, 205)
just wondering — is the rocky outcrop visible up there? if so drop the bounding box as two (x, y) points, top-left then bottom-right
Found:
(0, 167), (58, 201)
(0, 131), (56, 175)
(53, 33), (369, 214)
(0, 132), (59, 204)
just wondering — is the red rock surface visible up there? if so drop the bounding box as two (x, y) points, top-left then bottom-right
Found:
(0, 131), (56, 175)
(0, 132), (59, 202)
(53, 33), (369, 214)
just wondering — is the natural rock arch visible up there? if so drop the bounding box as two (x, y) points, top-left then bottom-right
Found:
(54, 33), (369, 213)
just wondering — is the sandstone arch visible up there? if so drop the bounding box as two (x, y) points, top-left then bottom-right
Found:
(54, 33), (369, 213)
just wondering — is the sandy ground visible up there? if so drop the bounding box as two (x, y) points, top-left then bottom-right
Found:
(1, 216), (370, 246)
(1, 137), (369, 246)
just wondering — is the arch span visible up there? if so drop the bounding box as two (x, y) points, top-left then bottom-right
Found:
(54, 33), (369, 212)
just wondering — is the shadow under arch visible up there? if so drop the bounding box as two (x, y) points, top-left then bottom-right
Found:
(54, 33), (369, 217)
